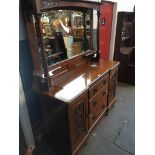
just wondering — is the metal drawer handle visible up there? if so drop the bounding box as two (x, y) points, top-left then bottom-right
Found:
(93, 101), (97, 106)
(93, 88), (97, 94)
(102, 91), (106, 96)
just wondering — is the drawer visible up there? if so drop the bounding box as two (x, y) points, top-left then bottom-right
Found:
(89, 73), (109, 99)
(89, 85), (108, 129)
(89, 84), (108, 113)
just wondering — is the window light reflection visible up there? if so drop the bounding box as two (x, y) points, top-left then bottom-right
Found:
(55, 74), (86, 101)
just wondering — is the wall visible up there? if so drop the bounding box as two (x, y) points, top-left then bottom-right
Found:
(113, 0), (135, 12)
(104, 0), (135, 12)
(19, 4), (42, 125)
(19, 72), (35, 149)
(19, 6), (27, 41)
(109, 2), (117, 60)
(83, 0), (135, 12)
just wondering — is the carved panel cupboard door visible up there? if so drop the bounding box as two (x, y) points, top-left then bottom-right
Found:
(68, 92), (88, 151)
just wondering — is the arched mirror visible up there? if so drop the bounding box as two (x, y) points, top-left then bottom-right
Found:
(39, 9), (92, 66)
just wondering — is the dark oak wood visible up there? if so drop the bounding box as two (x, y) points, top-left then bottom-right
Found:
(22, 0), (120, 154)
(89, 73), (109, 99)
(90, 10), (93, 50)
(89, 84), (108, 129)
(24, 0), (102, 90)
(24, 12), (42, 73)
(108, 66), (118, 109)
(33, 60), (119, 155)
(39, 0), (100, 12)
(35, 60), (119, 102)
(27, 0), (100, 90)
(114, 11), (135, 84)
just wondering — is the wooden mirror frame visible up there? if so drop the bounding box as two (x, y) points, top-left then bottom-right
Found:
(23, 0), (101, 90)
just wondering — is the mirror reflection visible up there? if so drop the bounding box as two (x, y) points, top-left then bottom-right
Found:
(40, 10), (91, 66)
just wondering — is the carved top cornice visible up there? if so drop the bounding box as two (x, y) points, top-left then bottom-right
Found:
(40, 0), (59, 10)
(38, 0), (100, 12)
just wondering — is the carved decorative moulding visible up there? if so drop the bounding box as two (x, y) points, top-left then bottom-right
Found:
(40, 0), (59, 10)
(75, 102), (85, 139)
(39, 0), (100, 12)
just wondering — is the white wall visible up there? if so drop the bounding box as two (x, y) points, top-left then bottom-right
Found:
(83, 0), (135, 12)
(112, 0), (135, 12)
(103, 0), (135, 12)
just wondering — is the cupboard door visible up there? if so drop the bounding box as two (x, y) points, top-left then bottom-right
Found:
(108, 68), (118, 107)
(68, 92), (88, 151)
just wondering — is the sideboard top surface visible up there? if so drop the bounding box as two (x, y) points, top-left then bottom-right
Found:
(38, 60), (119, 102)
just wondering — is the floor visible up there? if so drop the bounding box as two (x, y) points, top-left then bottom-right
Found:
(79, 82), (135, 155)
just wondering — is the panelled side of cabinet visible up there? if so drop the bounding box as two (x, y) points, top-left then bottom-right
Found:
(37, 94), (71, 154)
(108, 66), (118, 109)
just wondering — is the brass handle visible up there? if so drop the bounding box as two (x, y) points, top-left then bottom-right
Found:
(93, 101), (97, 106)
(102, 91), (106, 96)
(93, 88), (97, 94)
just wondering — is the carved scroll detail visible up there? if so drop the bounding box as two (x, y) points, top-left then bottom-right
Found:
(75, 102), (85, 138)
(40, 0), (59, 10)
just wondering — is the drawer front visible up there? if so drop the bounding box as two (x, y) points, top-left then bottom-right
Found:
(89, 73), (109, 99)
(89, 85), (108, 129)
